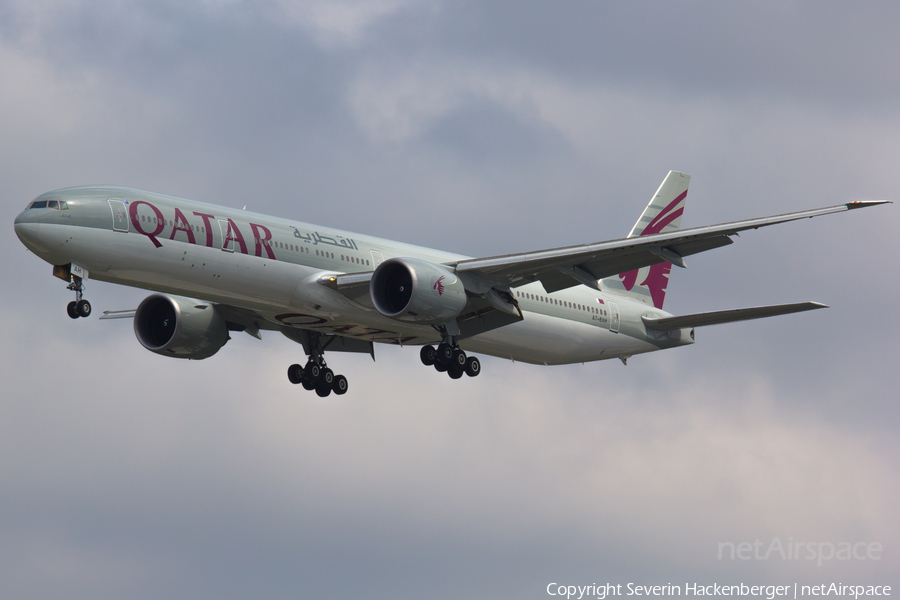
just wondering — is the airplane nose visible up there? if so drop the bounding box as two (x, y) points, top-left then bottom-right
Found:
(14, 214), (42, 250)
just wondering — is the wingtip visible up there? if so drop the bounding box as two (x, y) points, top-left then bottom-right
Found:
(846, 200), (892, 209)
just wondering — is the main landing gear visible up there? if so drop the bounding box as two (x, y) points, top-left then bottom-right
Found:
(287, 360), (348, 397)
(286, 334), (348, 397)
(66, 276), (91, 319)
(419, 340), (481, 379)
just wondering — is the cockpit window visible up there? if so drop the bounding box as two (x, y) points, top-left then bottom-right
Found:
(28, 199), (68, 210)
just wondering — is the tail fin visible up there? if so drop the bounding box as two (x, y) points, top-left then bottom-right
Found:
(601, 171), (690, 309)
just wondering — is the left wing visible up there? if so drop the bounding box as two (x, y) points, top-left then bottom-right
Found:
(452, 201), (889, 293)
(323, 200), (888, 310)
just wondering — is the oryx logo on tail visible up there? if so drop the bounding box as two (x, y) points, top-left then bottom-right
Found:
(601, 170), (690, 310)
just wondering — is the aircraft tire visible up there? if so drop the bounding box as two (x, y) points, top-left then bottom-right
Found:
(437, 342), (454, 364)
(420, 345), (436, 366)
(332, 375), (348, 395)
(434, 361), (448, 373)
(321, 368), (334, 385)
(67, 301), (79, 319)
(315, 382), (332, 397)
(287, 363), (304, 384)
(464, 356), (481, 377)
(448, 367), (464, 379)
(301, 379), (316, 391)
(451, 348), (467, 368)
(76, 299), (91, 318)
(305, 362), (321, 382)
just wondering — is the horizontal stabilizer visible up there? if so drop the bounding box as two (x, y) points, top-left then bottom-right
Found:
(642, 302), (827, 330)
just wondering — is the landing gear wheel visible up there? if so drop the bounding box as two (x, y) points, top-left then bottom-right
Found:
(321, 368), (334, 386)
(464, 356), (481, 377)
(305, 361), (322, 383)
(301, 379), (316, 391)
(67, 301), (79, 319)
(437, 342), (454, 364)
(332, 375), (348, 395)
(287, 363), (304, 384)
(75, 299), (91, 318)
(448, 367), (464, 379)
(315, 381), (332, 397)
(451, 348), (467, 369)
(420, 345), (436, 366)
(434, 362), (448, 373)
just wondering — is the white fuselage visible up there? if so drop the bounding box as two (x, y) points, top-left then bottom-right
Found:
(14, 186), (690, 365)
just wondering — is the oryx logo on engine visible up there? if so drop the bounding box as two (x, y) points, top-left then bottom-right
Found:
(433, 276), (445, 296)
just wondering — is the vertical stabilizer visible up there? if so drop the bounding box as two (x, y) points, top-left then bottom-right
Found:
(601, 171), (689, 309)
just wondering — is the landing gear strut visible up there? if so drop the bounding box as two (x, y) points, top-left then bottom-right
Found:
(420, 328), (480, 379)
(286, 333), (348, 397)
(66, 276), (91, 319)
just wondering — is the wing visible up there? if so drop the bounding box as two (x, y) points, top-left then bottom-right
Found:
(324, 201), (887, 308)
(451, 201), (889, 293)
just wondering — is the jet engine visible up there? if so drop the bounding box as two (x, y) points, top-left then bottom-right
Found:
(370, 258), (467, 324)
(134, 294), (229, 359)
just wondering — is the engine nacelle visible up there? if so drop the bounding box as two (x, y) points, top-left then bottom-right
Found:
(370, 258), (467, 324)
(134, 294), (228, 359)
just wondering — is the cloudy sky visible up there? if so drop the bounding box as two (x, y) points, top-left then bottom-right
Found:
(2, 1), (898, 598)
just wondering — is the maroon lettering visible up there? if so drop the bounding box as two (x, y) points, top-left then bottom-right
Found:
(169, 207), (196, 244)
(354, 327), (394, 337)
(129, 200), (165, 248)
(275, 313), (328, 326)
(223, 218), (248, 254)
(249, 222), (276, 259)
(192, 212), (216, 247)
(327, 324), (358, 335)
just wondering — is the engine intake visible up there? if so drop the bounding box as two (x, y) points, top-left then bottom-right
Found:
(134, 294), (228, 359)
(370, 258), (467, 324)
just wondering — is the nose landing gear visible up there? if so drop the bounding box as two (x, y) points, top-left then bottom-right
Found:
(66, 275), (91, 319)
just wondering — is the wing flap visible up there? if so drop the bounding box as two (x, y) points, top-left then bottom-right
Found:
(642, 302), (828, 330)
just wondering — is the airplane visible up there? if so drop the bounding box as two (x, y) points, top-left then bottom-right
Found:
(13, 171), (888, 396)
